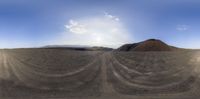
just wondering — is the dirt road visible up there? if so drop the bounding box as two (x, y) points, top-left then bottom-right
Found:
(0, 50), (200, 99)
(100, 52), (117, 95)
(0, 50), (11, 80)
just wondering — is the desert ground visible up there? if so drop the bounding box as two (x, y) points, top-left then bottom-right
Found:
(0, 49), (200, 99)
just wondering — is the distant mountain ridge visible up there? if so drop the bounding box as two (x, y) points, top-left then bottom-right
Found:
(43, 45), (91, 48)
(117, 39), (180, 51)
(42, 45), (113, 51)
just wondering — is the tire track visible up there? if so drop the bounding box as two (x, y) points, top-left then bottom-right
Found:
(5, 50), (102, 91)
(100, 52), (118, 96)
(9, 56), (99, 77)
(0, 50), (10, 80)
(109, 51), (196, 94)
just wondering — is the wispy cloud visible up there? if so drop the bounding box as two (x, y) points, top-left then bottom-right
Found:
(104, 12), (120, 21)
(176, 24), (189, 31)
(65, 20), (87, 34)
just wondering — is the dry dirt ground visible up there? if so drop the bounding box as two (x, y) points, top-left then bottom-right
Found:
(0, 49), (200, 99)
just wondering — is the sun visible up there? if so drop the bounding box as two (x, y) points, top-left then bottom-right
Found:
(94, 36), (103, 45)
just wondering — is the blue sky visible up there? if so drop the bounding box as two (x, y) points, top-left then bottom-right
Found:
(0, 0), (200, 48)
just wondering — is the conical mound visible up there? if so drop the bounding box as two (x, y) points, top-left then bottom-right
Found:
(117, 43), (140, 51)
(132, 39), (171, 51)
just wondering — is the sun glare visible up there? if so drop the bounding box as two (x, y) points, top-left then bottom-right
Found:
(63, 13), (131, 48)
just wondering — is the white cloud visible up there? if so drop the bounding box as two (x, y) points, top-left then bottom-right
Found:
(176, 25), (189, 31)
(62, 13), (131, 48)
(65, 20), (87, 34)
(104, 12), (120, 21)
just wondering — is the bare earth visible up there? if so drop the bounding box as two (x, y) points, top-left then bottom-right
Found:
(0, 49), (200, 99)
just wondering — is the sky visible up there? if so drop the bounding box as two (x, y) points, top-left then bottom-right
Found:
(0, 0), (200, 48)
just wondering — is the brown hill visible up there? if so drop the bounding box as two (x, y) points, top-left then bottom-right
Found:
(133, 39), (171, 51)
(117, 39), (173, 51)
(116, 43), (140, 51)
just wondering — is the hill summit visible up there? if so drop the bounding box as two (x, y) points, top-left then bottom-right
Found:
(117, 39), (173, 51)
